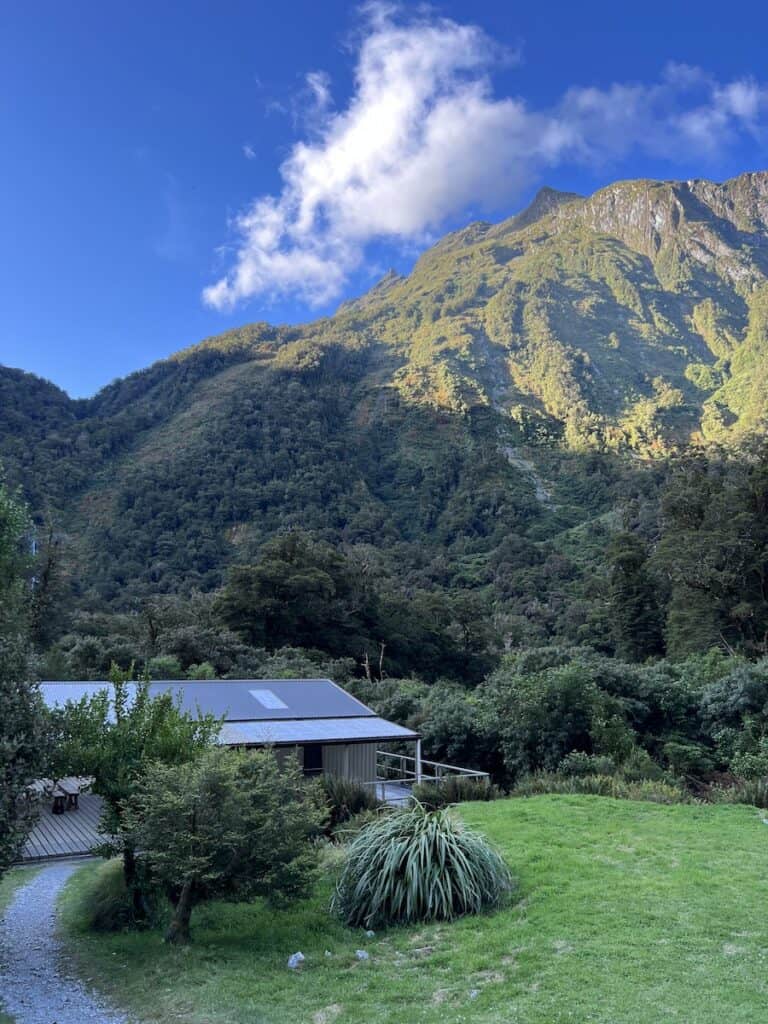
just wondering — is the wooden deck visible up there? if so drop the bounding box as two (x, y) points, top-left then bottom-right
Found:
(21, 793), (107, 861)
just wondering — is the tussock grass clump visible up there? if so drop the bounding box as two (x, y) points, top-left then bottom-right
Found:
(512, 772), (688, 805)
(66, 858), (163, 933)
(709, 778), (768, 809)
(332, 803), (514, 928)
(558, 752), (617, 777)
(411, 775), (500, 810)
(320, 774), (381, 830)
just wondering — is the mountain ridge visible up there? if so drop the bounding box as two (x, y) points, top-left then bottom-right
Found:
(3, 168), (768, 612)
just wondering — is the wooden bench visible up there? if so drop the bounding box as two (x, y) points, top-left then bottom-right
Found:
(51, 781), (79, 814)
(60, 780), (79, 810)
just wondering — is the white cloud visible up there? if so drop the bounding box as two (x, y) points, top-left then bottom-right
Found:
(305, 71), (333, 113)
(243, 144), (257, 160)
(203, 4), (768, 311)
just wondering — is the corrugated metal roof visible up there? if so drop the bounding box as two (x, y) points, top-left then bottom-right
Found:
(40, 679), (376, 722)
(219, 716), (419, 746)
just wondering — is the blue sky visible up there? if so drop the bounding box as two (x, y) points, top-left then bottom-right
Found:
(2, 0), (768, 397)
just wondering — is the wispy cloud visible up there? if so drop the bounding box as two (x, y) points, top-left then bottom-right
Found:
(203, 4), (768, 311)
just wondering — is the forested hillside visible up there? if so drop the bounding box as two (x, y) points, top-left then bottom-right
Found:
(3, 170), (768, 680)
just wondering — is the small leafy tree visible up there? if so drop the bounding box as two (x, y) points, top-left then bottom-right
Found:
(49, 663), (220, 920)
(0, 481), (46, 879)
(125, 747), (326, 943)
(0, 641), (46, 877)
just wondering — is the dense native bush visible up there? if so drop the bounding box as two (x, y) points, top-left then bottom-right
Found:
(700, 661), (768, 763)
(414, 682), (504, 778)
(320, 774), (381, 830)
(468, 648), (748, 786)
(480, 653), (636, 781)
(332, 804), (514, 928)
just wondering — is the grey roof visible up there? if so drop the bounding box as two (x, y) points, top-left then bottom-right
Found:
(220, 717), (418, 746)
(39, 679), (419, 745)
(40, 679), (374, 722)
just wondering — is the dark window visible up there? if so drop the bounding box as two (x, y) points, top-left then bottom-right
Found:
(302, 743), (323, 776)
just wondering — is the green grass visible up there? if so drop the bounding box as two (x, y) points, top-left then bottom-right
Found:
(59, 796), (768, 1024)
(0, 866), (39, 1024)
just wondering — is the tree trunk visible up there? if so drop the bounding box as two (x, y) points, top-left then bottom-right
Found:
(123, 845), (149, 925)
(164, 879), (195, 944)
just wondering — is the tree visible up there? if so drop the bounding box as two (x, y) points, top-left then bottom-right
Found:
(0, 478), (30, 636)
(0, 480), (45, 878)
(216, 532), (378, 658)
(0, 642), (46, 877)
(653, 446), (768, 658)
(607, 532), (663, 661)
(125, 747), (325, 943)
(146, 654), (185, 679)
(49, 663), (220, 921)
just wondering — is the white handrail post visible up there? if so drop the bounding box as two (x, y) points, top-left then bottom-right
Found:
(415, 738), (423, 784)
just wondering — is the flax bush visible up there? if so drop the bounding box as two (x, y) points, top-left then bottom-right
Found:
(332, 803), (514, 928)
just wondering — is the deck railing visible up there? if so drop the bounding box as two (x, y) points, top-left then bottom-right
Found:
(360, 750), (489, 804)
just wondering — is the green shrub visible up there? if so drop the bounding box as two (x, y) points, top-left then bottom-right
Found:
(332, 804), (514, 927)
(730, 750), (768, 781)
(320, 774), (381, 830)
(662, 740), (715, 779)
(187, 661), (216, 680)
(619, 747), (668, 783)
(558, 751), (616, 777)
(411, 775), (500, 810)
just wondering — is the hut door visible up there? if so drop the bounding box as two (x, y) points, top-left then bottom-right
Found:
(302, 744), (323, 777)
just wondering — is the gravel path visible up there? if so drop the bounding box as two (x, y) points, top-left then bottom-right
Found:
(0, 861), (130, 1024)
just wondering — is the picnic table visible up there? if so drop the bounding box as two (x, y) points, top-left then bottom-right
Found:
(51, 780), (80, 814)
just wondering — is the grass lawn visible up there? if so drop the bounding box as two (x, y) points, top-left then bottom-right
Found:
(0, 866), (39, 1024)
(59, 795), (768, 1024)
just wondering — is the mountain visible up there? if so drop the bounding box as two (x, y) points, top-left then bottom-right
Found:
(2, 170), (768, 629)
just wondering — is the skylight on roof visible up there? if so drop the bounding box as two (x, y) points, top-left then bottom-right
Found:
(249, 689), (289, 710)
